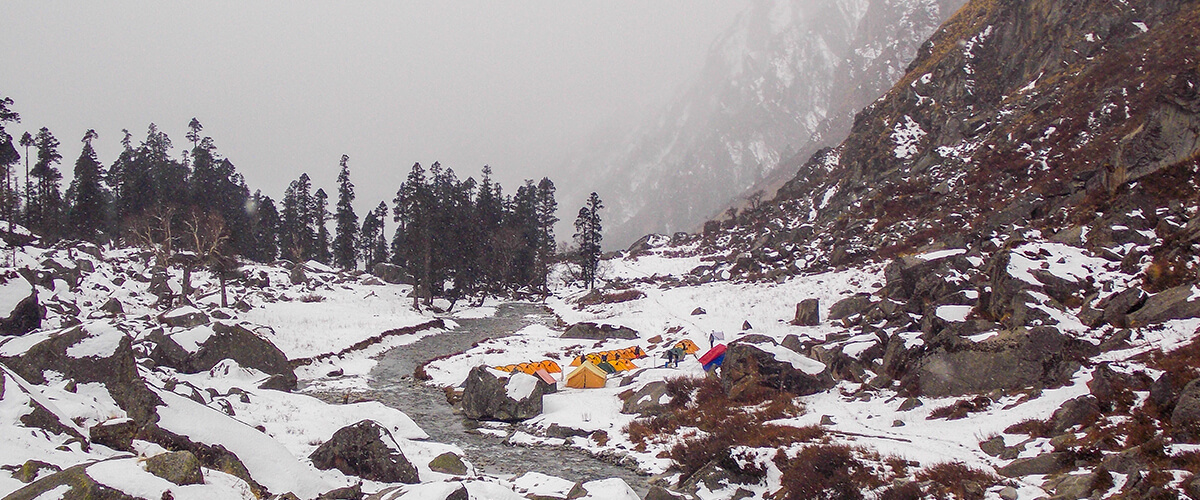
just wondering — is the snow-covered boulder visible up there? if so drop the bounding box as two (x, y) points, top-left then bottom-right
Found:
(157, 305), (210, 329)
(461, 366), (543, 422)
(308, 419), (419, 484)
(561, 322), (638, 340)
(720, 335), (834, 398)
(371, 262), (412, 285)
(620, 380), (670, 416)
(0, 271), (40, 335)
(144, 322), (297, 391)
(4, 457), (256, 500)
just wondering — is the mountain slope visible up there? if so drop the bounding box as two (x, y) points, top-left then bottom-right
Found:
(564, 0), (963, 248)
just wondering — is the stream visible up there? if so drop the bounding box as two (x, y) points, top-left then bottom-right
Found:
(364, 302), (652, 496)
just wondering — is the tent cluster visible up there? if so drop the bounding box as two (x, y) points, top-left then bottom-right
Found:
(568, 345), (647, 368)
(494, 359), (563, 375)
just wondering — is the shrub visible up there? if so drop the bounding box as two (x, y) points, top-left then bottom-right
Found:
(928, 396), (992, 420)
(774, 445), (879, 500)
(575, 288), (646, 307)
(915, 462), (1001, 499)
(299, 293), (325, 303)
(1005, 417), (1054, 438)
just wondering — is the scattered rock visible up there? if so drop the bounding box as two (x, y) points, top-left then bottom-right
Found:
(461, 366), (544, 422)
(828, 293), (875, 321)
(157, 306), (210, 329)
(318, 483), (363, 500)
(11, 460), (60, 484)
(309, 420), (419, 484)
(644, 486), (685, 500)
(1042, 467), (1113, 499)
(1171, 378), (1200, 438)
(561, 322), (638, 340)
(690, 307), (706, 315)
(370, 263), (411, 285)
(100, 297), (124, 316)
(793, 298), (820, 326)
(1051, 395), (1101, 433)
(289, 265), (308, 285)
(898, 397), (923, 411)
(1099, 287), (1147, 326)
(428, 452), (468, 476)
(979, 435), (1006, 456)
(741, 320), (752, 331)
(89, 418), (138, 452)
(907, 326), (1087, 397)
(186, 322), (297, 390)
(621, 381), (670, 416)
(2, 462), (133, 500)
(997, 452), (1071, 477)
(145, 451), (204, 486)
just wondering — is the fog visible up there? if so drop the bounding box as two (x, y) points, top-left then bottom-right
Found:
(2, 1), (747, 217)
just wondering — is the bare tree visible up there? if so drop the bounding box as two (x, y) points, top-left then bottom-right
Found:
(183, 208), (234, 307)
(126, 204), (178, 266)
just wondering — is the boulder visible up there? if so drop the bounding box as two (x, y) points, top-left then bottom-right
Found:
(690, 307), (706, 316)
(828, 293), (874, 321)
(370, 262), (412, 285)
(157, 306), (210, 329)
(644, 486), (686, 500)
(0, 272), (40, 335)
(997, 452), (1071, 477)
(11, 460), (61, 484)
(1098, 287), (1147, 326)
(1051, 395), (1101, 434)
(620, 381), (670, 416)
(428, 452), (468, 476)
(1042, 468), (1113, 500)
(99, 297), (124, 316)
(720, 337), (834, 398)
(907, 327), (1087, 397)
(1127, 283), (1200, 326)
(461, 366), (544, 422)
(289, 264), (308, 285)
(186, 322), (296, 389)
(145, 450), (204, 486)
(793, 298), (820, 326)
(561, 322), (638, 340)
(1171, 378), (1200, 439)
(309, 420), (419, 484)
(2, 462), (138, 500)
(89, 418), (138, 452)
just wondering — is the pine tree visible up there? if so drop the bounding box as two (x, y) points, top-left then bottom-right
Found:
(392, 162), (432, 307)
(29, 127), (64, 238)
(313, 188), (331, 264)
(360, 201), (387, 269)
(0, 96), (19, 229)
(249, 191), (279, 262)
(67, 129), (107, 241)
(185, 118), (202, 149)
(475, 166), (505, 293)
(534, 177), (558, 295)
(279, 173), (314, 261)
(19, 131), (32, 226)
(332, 155), (358, 270)
(573, 192), (603, 289)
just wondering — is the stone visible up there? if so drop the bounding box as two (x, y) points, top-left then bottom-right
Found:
(979, 435), (1006, 456)
(690, 307), (706, 315)
(2, 462), (135, 500)
(1127, 284), (1200, 326)
(145, 451), (204, 486)
(898, 397), (923, 411)
(741, 320), (752, 331)
(906, 327), (1087, 397)
(829, 293), (874, 320)
(461, 366), (544, 422)
(289, 264), (308, 285)
(999, 486), (1018, 500)
(309, 420), (419, 484)
(1051, 395), (1101, 433)
(997, 452), (1071, 477)
(621, 381), (670, 416)
(99, 298), (124, 316)
(186, 322), (297, 390)
(1042, 467), (1112, 499)
(561, 322), (638, 340)
(0, 272), (40, 335)
(1099, 287), (1147, 326)
(370, 262), (412, 285)
(89, 418), (138, 452)
(318, 483), (362, 500)
(428, 452), (468, 475)
(720, 337), (834, 398)
(644, 486), (685, 500)
(157, 306), (210, 329)
(259, 374), (298, 392)
(12, 460), (60, 483)
(1171, 378), (1200, 438)
(793, 298), (820, 326)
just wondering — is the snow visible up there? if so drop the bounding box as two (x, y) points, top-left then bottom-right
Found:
(1132, 21), (1148, 32)
(892, 115), (926, 160)
(0, 275), (31, 314)
(87, 458), (256, 500)
(505, 372), (540, 400)
(915, 248), (966, 261)
(753, 342), (825, 375)
(65, 322), (125, 359)
(935, 304), (972, 322)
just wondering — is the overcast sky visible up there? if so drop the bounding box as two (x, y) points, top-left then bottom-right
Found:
(2, 1), (748, 215)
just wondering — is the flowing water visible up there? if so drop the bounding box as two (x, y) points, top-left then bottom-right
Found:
(365, 302), (652, 496)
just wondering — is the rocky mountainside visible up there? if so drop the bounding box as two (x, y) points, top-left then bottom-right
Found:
(564, 0), (963, 248)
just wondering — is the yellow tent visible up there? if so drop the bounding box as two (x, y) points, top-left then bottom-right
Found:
(675, 339), (700, 354)
(611, 358), (638, 371)
(565, 361), (608, 389)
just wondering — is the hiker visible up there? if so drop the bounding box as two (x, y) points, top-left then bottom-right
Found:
(668, 346), (685, 368)
(709, 330), (725, 348)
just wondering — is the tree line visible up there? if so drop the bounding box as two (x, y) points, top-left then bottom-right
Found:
(0, 95), (607, 300)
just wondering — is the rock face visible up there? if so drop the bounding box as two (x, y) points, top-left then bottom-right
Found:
(145, 451), (204, 486)
(309, 420), (419, 484)
(1127, 284), (1200, 327)
(907, 327), (1088, 397)
(460, 366), (544, 422)
(1172, 378), (1200, 438)
(561, 322), (639, 340)
(720, 336), (834, 398)
(621, 381), (670, 416)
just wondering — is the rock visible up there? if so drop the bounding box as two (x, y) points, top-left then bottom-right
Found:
(680, 459), (760, 496)
(997, 452), (1071, 477)
(1127, 283), (1200, 326)
(428, 452), (468, 475)
(545, 423), (590, 439)
(898, 397), (923, 411)
(1051, 395), (1101, 433)
(461, 366), (544, 422)
(145, 451), (204, 486)
(1150, 371), (1180, 409)
(828, 293), (874, 320)
(360, 275), (385, 286)
(644, 486), (685, 500)
(318, 483), (363, 500)
(999, 486), (1018, 500)
(289, 265), (308, 285)
(158, 306), (210, 328)
(741, 320), (752, 331)
(793, 298), (820, 326)
(370, 262), (412, 285)
(691, 307), (706, 315)
(2, 462), (135, 500)
(720, 337), (834, 398)
(89, 418), (138, 452)
(0, 272), (40, 335)
(906, 327), (1087, 397)
(100, 297), (124, 316)
(188, 322), (297, 390)
(309, 420), (419, 484)
(1042, 467), (1112, 499)
(259, 374), (298, 392)
(980, 435), (1006, 456)
(621, 381), (670, 416)
(12, 460), (61, 483)
(1171, 378), (1200, 438)
(561, 322), (639, 340)
(1099, 287), (1147, 326)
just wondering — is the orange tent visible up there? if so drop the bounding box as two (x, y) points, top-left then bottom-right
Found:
(565, 361), (607, 389)
(675, 339), (700, 354)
